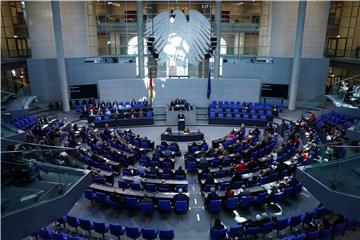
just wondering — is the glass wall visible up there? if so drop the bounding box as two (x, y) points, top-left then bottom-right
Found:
(93, 1), (265, 78)
(325, 1), (360, 58)
(1, 1), (30, 59)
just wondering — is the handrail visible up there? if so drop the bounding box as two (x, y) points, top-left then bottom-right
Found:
(335, 74), (360, 83)
(1, 138), (76, 151)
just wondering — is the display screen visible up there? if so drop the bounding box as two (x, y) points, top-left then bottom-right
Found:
(261, 83), (289, 99)
(70, 84), (98, 99)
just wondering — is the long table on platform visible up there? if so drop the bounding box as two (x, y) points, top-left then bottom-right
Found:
(161, 132), (204, 142)
(89, 183), (190, 200)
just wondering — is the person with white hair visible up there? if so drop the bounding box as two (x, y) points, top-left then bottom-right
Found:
(173, 188), (189, 204)
(205, 187), (220, 207)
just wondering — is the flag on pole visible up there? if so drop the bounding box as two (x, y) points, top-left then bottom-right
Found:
(207, 70), (211, 99)
(149, 69), (153, 101)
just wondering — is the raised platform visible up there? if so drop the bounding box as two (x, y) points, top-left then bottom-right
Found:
(209, 118), (267, 127)
(161, 131), (204, 142)
(166, 109), (196, 125)
(88, 117), (154, 128)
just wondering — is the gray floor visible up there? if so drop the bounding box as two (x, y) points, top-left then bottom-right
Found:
(42, 109), (360, 239)
(61, 125), (324, 240)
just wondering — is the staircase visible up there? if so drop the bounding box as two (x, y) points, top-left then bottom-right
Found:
(195, 106), (209, 125)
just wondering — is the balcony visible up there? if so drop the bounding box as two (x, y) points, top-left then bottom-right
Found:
(96, 13), (260, 33)
(1, 146), (92, 239)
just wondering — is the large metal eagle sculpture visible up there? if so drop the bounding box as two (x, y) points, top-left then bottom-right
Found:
(145, 10), (211, 66)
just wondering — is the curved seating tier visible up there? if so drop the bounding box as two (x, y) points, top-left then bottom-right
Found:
(84, 187), (190, 214)
(46, 215), (175, 240)
(210, 205), (359, 240)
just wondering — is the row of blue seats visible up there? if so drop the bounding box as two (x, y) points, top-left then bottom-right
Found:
(93, 112), (153, 121)
(201, 169), (291, 191)
(117, 180), (187, 192)
(186, 141), (284, 171)
(84, 189), (189, 214)
(34, 228), (87, 240)
(209, 101), (284, 109)
(122, 170), (187, 180)
(14, 115), (37, 130)
(207, 183), (302, 213)
(211, 206), (358, 240)
(54, 215), (174, 240)
(210, 107), (274, 115)
(209, 112), (271, 120)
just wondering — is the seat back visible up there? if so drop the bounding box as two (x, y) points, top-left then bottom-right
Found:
(158, 200), (172, 213)
(125, 197), (139, 209)
(140, 202), (154, 215)
(66, 216), (79, 228)
(79, 218), (92, 231)
(159, 229), (174, 240)
(141, 228), (158, 240)
(211, 229), (227, 240)
(208, 200), (222, 213)
(93, 221), (108, 234)
(175, 200), (188, 213)
(225, 197), (238, 210)
(109, 224), (124, 237)
(126, 226), (141, 239)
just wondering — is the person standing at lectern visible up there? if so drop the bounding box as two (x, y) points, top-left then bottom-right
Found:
(178, 110), (185, 120)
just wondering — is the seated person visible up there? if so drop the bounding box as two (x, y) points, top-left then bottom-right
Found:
(177, 110), (185, 120)
(175, 166), (186, 177)
(141, 193), (153, 204)
(212, 218), (225, 230)
(206, 187), (220, 207)
(235, 160), (247, 172)
(109, 191), (125, 209)
(239, 184), (250, 196)
(224, 186), (235, 199)
(165, 127), (172, 134)
(173, 188), (189, 203)
(204, 174), (215, 185)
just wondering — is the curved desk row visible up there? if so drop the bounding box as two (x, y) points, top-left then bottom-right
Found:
(88, 116), (154, 128)
(89, 183), (190, 200)
(161, 132), (204, 142)
(209, 118), (267, 127)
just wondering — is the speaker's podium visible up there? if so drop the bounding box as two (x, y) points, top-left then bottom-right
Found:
(177, 113), (185, 131)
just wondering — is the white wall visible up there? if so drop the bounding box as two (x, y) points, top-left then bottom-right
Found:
(98, 78), (261, 106)
(269, 1), (330, 58)
(26, 1), (97, 59)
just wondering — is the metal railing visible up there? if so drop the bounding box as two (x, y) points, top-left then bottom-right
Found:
(1, 144), (87, 216)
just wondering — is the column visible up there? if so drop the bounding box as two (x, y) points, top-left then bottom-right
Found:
(136, 0), (145, 79)
(214, 0), (221, 79)
(288, 1), (306, 111)
(51, 1), (70, 112)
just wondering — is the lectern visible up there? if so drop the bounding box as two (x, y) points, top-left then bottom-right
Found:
(178, 119), (185, 131)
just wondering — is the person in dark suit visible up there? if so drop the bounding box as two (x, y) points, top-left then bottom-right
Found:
(173, 188), (189, 203)
(175, 166), (186, 176)
(177, 110), (185, 120)
(206, 187), (220, 207)
(212, 218), (225, 230)
(204, 174), (215, 185)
